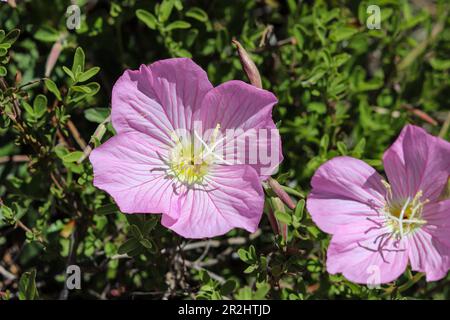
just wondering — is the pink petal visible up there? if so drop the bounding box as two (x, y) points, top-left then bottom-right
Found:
(406, 228), (450, 281)
(383, 125), (450, 201)
(111, 58), (213, 144)
(161, 164), (264, 238)
(327, 221), (409, 284)
(423, 199), (450, 248)
(194, 80), (282, 179)
(89, 132), (181, 217)
(307, 156), (386, 234)
(404, 199), (450, 281)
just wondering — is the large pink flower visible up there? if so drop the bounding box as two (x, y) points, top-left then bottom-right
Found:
(90, 58), (282, 239)
(307, 125), (450, 284)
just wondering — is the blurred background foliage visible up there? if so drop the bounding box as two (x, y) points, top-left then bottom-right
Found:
(1, 0), (450, 300)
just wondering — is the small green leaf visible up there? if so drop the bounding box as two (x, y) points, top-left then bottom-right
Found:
(186, 7), (208, 22)
(243, 265), (256, 274)
(62, 66), (76, 81)
(237, 248), (250, 262)
(34, 26), (59, 43)
(84, 108), (110, 123)
(118, 238), (140, 255)
(25, 269), (37, 300)
(4, 29), (20, 45)
(136, 9), (158, 30)
(97, 203), (118, 215)
(275, 210), (292, 225)
(220, 280), (236, 296)
(33, 94), (47, 118)
(307, 102), (326, 114)
(430, 58), (450, 71)
(139, 238), (153, 249)
(78, 67), (100, 82)
(62, 151), (84, 163)
(44, 79), (62, 101)
(337, 141), (348, 155)
(165, 21), (191, 31)
(330, 26), (358, 42)
(72, 47), (85, 76)
(18, 269), (38, 300)
(158, 0), (175, 22)
(130, 224), (142, 239)
(142, 219), (158, 235)
(254, 282), (270, 299)
(294, 199), (305, 220)
(352, 138), (366, 158)
(23, 102), (35, 117)
(71, 85), (92, 93)
(54, 145), (69, 159)
(0, 66), (7, 77)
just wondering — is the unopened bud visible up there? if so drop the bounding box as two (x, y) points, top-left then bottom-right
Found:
(232, 39), (262, 89)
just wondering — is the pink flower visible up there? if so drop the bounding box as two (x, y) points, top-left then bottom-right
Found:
(90, 58), (282, 239)
(307, 125), (450, 284)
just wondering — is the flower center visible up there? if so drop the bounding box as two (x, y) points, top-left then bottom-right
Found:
(167, 124), (224, 185)
(168, 142), (210, 185)
(381, 181), (428, 238)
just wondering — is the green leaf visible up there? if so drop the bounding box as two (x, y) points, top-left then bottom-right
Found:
(118, 238), (140, 255)
(330, 26), (358, 42)
(34, 26), (59, 42)
(307, 102), (326, 114)
(62, 151), (84, 163)
(430, 58), (450, 71)
(136, 9), (158, 30)
(337, 141), (348, 155)
(86, 82), (101, 95)
(130, 224), (142, 239)
(352, 138), (366, 158)
(254, 282), (270, 299)
(237, 248), (250, 263)
(62, 66), (76, 81)
(33, 94), (47, 118)
(4, 29), (20, 45)
(173, 48), (192, 58)
(25, 269), (37, 300)
(54, 145), (69, 159)
(0, 66), (7, 77)
(243, 265), (256, 274)
(84, 108), (110, 123)
(71, 85), (92, 93)
(97, 203), (119, 215)
(294, 199), (305, 220)
(142, 219), (158, 235)
(186, 7), (208, 22)
(139, 238), (153, 249)
(23, 102), (35, 117)
(18, 269), (38, 300)
(72, 47), (85, 76)
(0, 47), (7, 57)
(0, 204), (14, 221)
(34, 26), (60, 42)
(165, 21), (191, 31)
(158, 0), (175, 22)
(275, 210), (292, 225)
(78, 67), (100, 82)
(220, 280), (236, 296)
(44, 79), (62, 101)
